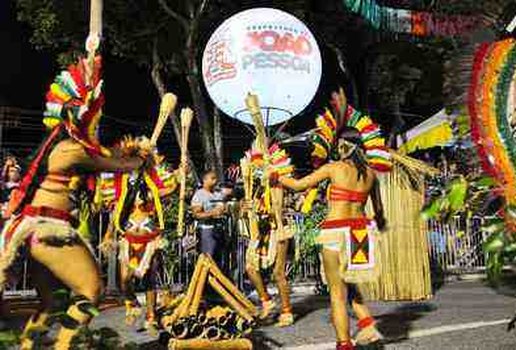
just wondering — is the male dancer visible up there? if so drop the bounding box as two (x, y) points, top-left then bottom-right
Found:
(0, 55), (151, 349)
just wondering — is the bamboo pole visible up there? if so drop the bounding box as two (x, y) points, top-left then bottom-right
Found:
(178, 108), (194, 237)
(86, 0), (102, 84)
(169, 338), (253, 350)
(170, 254), (207, 323)
(203, 255), (257, 315)
(208, 276), (253, 322)
(188, 260), (210, 316)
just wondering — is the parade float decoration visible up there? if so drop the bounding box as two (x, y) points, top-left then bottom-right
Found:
(422, 38), (516, 282)
(342, 0), (482, 37)
(202, 7), (322, 125)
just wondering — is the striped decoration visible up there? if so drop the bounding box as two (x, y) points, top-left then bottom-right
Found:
(468, 38), (516, 205)
(343, 0), (481, 37)
(246, 143), (294, 178)
(43, 55), (109, 157)
(344, 105), (392, 172)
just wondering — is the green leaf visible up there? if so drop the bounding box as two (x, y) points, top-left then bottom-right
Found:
(482, 221), (505, 234)
(473, 176), (497, 189)
(421, 198), (444, 220)
(483, 232), (505, 252)
(447, 177), (468, 212)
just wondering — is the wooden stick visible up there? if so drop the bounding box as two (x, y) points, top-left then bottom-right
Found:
(169, 338), (253, 350)
(244, 93), (267, 154)
(204, 255), (257, 315)
(188, 259), (209, 316)
(85, 0), (102, 84)
(151, 93), (178, 146)
(208, 276), (253, 322)
(177, 107), (194, 237)
(174, 254), (207, 321)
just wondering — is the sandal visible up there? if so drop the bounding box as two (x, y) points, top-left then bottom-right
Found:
(259, 299), (276, 319)
(276, 312), (294, 327)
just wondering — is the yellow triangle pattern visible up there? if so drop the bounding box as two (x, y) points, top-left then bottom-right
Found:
(353, 250), (368, 264)
(353, 229), (368, 243)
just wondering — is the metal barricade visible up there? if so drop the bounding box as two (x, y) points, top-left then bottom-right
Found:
(427, 215), (487, 273)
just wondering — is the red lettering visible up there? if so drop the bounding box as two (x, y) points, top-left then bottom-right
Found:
(244, 30), (313, 56)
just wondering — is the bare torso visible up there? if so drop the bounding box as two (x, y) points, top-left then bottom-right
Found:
(31, 140), (89, 212)
(326, 161), (375, 221)
(31, 138), (145, 212)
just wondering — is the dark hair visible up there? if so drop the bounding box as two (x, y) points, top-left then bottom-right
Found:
(337, 126), (368, 181)
(202, 169), (217, 179)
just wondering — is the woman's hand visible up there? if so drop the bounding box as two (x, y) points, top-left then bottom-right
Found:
(375, 215), (387, 232)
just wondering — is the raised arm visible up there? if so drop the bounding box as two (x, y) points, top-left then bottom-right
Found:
(51, 140), (145, 173)
(278, 164), (331, 192)
(89, 149), (144, 173)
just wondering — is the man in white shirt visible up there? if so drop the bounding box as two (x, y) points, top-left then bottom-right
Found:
(190, 170), (227, 260)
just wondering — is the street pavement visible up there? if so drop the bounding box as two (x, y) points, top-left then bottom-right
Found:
(87, 279), (516, 349)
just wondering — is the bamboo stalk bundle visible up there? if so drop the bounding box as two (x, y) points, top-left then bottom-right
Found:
(360, 163), (433, 301)
(188, 261), (210, 316)
(203, 255), (257, 315)
(208, 276), (253, 322)
(166, 255), (207, 325)
(169, 338), (253, 350)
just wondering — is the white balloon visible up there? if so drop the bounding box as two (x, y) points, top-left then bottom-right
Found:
(202, 7), (322, 125)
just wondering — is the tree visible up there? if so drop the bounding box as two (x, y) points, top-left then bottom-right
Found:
(16, 0), (236, 172)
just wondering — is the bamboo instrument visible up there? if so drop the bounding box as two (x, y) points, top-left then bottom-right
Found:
(245, 93), (268, 156)
(151, 93), (178, 146)
(207, 276), (253, 322)
(188, 260), (210, 316)
(203, 255), (257, 315)
(169, 338), (253, 350)
(167, 254), (207, 325)
(177, 107), (194, 237)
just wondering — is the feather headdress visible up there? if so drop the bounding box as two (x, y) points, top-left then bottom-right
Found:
(44, 55), (109, 157)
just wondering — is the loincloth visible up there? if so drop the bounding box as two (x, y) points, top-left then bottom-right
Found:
(0, 205), (91, 290)
(119, 231), (165, 279)
(317, 218), (379, 284)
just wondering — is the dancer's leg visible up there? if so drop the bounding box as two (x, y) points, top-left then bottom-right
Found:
(349, 284), (382, 344)
(245, 264), (274, 319)
(20, 260), (64, 349)
(30, 243), (102, 349)
(120, 261), (140, 325)
(321, 248), (351, 343)
(273, 240), (293, 326)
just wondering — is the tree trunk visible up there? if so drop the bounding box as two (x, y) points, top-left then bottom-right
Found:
(388, 94), (404, 149)
(185, 72), (217, 171)
(213, 106), (224, 179)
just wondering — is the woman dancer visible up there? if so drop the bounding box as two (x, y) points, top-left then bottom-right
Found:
(0, 56), (151, 349)
(102, 158), (178, 333)
(242, 143), (295, 327)
(275, 92), (389, 349)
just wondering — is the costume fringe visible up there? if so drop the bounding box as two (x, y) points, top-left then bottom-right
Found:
(359, 164), (432, 301)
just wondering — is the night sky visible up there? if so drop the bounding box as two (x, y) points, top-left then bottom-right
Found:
(0, 0), (444, 168)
